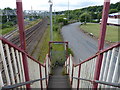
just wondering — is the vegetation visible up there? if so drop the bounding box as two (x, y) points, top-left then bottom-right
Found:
(1, 26), (16, 35)
(0, 7), (42, 35)
(37, 26), (50, 63)
(55, 2), (119, 23)
(80, 23), (119, 42)
(0, 19), (41, 35)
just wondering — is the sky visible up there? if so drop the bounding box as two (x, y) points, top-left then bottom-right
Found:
(0, 0), (119, 11)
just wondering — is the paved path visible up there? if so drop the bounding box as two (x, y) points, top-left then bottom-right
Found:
(61, 22), (108, 64)
(48, 66), (71, 89)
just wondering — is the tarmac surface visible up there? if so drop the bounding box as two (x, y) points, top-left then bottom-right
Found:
(61, 22), (108, 64)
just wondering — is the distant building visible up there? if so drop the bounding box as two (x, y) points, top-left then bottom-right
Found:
(109, 12), (120, 19)
(100, 12), (120, 26)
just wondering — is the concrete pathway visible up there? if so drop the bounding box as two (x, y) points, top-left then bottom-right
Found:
(61, 22), (108, 64)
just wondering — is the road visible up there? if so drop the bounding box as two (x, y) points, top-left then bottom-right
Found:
(61, 22), (106, 64)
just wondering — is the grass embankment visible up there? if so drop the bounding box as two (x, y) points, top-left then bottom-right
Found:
(25, 19), (41, 30)
(37, 26), (50, 63)
(80, 23), (119, 42)
(37, 24), (64, 63)
(0, 19), (41, 35)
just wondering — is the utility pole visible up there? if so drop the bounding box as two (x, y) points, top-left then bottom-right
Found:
(48, 0), (53, 41)
(54, 10), (56, 24)
(68, 0), (69, 20)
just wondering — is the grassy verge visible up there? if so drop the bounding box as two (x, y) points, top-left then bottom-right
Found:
(37, 24), (64, 63)
(25, 19), (41, 30)
(37, 26), (50, 63)
(80, 23), (119, 42)
(0, 26), (16, 35)
(0, 19), (41, 35)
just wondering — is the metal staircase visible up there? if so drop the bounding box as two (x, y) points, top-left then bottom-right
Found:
(65, 43), (120, 88)
(48, 66), (70, 88)
(0, 37), (120, 89)
(0, 37), (51, 89)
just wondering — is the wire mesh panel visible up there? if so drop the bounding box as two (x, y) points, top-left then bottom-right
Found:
(72, 66), (79, 88)
(45, 55), (51, 83)
(50, 43), (66, 66)
(79, 57), (97, 88)
(27, 57), (41, 88)
(0, 38), (52, 89)
(41, 65), (46, 88)
(0, 40), (26, 88)
(99, 47), (120, 88)
(65, 57), (70, 74)
(69, 55), (74, 82)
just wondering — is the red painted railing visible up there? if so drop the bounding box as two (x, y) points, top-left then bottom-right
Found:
(0, 37), (51, 89)
(65, 42), (120, 88)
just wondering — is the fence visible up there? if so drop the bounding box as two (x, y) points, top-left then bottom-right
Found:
(0, 37), (51, 89)
(65, 42), (120, 88)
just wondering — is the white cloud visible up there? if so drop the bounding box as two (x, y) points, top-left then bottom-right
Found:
(0, 0), (119, 11)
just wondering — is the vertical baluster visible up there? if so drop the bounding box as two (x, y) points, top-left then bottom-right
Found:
(0, 71), (4, 87)
(106, 48), (116, 88)
(0, 40), (10, 85)
(16, 50), (23, 88)
(102, 50), (111, 88)
(98, 52), (107, 88)
(5, 44), (15, 84)
(19, 52), (26, 88)
(11, 47), (20, 83)
(112, 48), (120, 87)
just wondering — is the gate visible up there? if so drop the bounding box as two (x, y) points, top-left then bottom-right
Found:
(49, 41), (68, 66)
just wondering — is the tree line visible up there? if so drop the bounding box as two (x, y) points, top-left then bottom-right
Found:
(56, 1), (120, 23)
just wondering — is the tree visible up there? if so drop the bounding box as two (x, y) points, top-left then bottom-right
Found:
(109, 9), (118, 14)
(79, 12), (90, 23)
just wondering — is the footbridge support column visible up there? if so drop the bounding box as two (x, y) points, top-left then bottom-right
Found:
(93, 0), (110, 89)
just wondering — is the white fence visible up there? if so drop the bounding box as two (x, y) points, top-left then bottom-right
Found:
(65, 43), (120, 88)
(0, 38), (51, 89)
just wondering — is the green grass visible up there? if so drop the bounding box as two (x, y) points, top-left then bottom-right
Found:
(80, 23), (119, 42)
(37, 26), (50, 63)
(25, 19), (41, 30)
(0, 19), (41, 35)
(0, 26), (16, 35)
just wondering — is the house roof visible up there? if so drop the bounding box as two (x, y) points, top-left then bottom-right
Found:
(109, 12), (120, 16)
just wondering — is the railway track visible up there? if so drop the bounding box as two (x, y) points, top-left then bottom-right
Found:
(0, 18), (48, 85)
(5, 18), (48, 54)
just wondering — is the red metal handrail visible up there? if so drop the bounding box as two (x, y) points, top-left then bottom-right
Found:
(65, 42), (120, 88)
(0, 37), (45, 67)
(0, 37), (50, 89)
(75, 42), (120, 67)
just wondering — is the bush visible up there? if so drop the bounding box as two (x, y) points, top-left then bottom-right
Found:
(68, 48), (74, 56)
(79, 12), (91, 23)
(2, 21), (14, 29)
(63, 19), (68, 25)
(53, 25), (59, 31)
(56, 17), (68, 25)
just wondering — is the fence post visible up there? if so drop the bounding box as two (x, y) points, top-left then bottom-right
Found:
(77, 65), (81, 89)
(93, 0), (110, 89)
(16, 0), (30, 89)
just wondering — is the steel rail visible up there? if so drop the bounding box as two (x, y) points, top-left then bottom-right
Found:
(72, 77), (120, 88)
(2, 77), (47, 89)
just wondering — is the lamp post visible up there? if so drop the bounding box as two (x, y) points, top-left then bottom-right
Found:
(48, 0), (53, 41)
(68, 0), (69, 20)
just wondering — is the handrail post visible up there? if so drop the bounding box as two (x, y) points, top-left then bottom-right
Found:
(16, 0), (30, 89)
(66, 42), (69, 60)
(77, 65), (81, 89)
(93, 0), (110, 89)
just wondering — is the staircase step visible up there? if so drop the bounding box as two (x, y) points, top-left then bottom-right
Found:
(48, 66), (71, 89)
